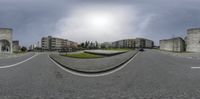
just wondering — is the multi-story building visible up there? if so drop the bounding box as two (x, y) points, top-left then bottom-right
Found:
(135, 38), (145, 48)
(29, 44), (37, 51)
(135, 38), (154, 48)
(126, 39), (135, 48)
(12, 40), (20, 52)
(112, 39), (135, 48)
(0, 28), (13, 53)
(101, 42), (112, 48)
(145, 39), (154, 48)
(41, 36), (51, 50)
(112, 38), (154, 48)
(41, 36), (78, 51)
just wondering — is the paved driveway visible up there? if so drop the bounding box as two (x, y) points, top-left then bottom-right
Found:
(0, 50), (200, 98)
(0, 52), (35, 66)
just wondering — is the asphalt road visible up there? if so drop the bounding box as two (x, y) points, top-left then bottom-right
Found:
(0, 53), (35, 66)
(1, 50), (200, 99)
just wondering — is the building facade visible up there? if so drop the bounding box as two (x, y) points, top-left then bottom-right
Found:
(112, 39), (135, 48)
(186, 28), (200, 52)
(159, 37), (185, 52)
(29, 44), (37, 51)
(0, 28), (13, 53)
(145, 39), (154, 48)
(12, 40), (20, 52)
(112, 38), (154, 48)
(101, 42), (112, 48)
(41, 36), (78, 51)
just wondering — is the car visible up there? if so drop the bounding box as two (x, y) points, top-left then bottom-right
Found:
(139, 48), (144, 51)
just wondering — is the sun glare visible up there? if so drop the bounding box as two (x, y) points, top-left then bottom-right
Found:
(84, 13), (114, 30)
(56, 6), (134, 42)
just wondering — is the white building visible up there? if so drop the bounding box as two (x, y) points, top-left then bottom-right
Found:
(41, 36), (78, 51)
(101, 42), (112, 48)
(29, 44), (37, 50)
(0, 28), (13, 53)
(160, 37), (185, 52)
(186, 28), (200, 52)
(12, 40), (20, 52)
(112, 38), (154, 48)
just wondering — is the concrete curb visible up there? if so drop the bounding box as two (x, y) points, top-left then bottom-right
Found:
(49, 51), (139, 74)
(84, 50), (127, 56)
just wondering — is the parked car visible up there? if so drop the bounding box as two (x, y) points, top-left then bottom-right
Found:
(139, 48), (144, 51)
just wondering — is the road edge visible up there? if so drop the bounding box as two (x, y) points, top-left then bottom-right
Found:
(0, 53), (38, 69)
(49, 51), (139, 77)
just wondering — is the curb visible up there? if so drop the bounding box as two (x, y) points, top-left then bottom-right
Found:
(49, 51), (139, 74)
(84, 50), (127, 56)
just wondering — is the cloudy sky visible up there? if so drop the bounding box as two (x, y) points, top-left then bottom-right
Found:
(0, 0), (200, 46)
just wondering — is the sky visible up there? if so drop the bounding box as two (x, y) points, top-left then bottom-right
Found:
(1, 0), (200, 46)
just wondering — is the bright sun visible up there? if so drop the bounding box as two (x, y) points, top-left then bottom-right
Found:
(84, 13), (114, 30)
(56, 5), (133, 42)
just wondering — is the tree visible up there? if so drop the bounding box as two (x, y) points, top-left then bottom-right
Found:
(95, 41), (98, 49)
(85, 41), (89, 48)
(80, 43), (85, 48)
(21, 46), (27, 52)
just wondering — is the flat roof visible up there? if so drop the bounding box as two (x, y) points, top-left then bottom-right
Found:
(0, 28), (13, 30)
(187, 28), (200, 31)
(160, 37), (183, 41)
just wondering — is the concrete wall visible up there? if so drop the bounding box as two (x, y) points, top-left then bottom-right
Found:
(0, 28), (13, 53)
(186, 28), (200, 52)
(160, 37), (185, 52)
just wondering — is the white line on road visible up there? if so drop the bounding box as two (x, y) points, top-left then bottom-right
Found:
(191, 67), (200, 69)
(49, 52), (140, 77)
(0, 53), (38, 69)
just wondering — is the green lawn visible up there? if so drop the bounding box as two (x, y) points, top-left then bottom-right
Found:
(63, 52), (103, 59)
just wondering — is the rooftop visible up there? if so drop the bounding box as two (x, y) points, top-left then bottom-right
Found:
(0, 28), (13, 30)
(187, 28), (200, 32)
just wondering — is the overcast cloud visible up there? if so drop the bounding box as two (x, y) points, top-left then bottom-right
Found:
(1, 0), (200, 46)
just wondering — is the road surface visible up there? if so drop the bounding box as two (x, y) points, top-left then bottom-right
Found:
(0, 50), (200, 99)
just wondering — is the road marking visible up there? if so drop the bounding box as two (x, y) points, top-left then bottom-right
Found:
(191, 67), (200, 69)
(0, 53), (38, 69)
(49, 52), (140, 77)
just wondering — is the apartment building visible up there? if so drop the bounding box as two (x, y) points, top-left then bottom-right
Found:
(41, 36), (78, 51)
(12, 40), (20, 52)
(112, 38), (154, 48)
